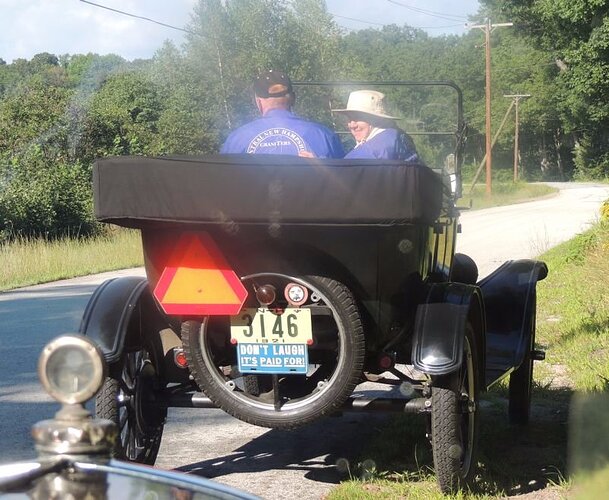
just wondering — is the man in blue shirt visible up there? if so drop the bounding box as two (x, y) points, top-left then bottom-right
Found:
(333, 90), (419, 162)
(220, 70), (344, 158)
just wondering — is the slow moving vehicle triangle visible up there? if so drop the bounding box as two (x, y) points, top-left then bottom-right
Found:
(153, 232), (248, 315)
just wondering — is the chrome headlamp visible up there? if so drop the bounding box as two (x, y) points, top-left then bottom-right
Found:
(38, 335), (106, 405)
(34, 336), (115, 459)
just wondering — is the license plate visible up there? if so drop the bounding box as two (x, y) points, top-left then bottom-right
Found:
(230, 307), (312, 344)
(230, 308), (312, 375)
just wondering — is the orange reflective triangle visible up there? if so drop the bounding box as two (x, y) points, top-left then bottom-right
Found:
(162, 267), (240, 304)
(153, 232), (248, 316)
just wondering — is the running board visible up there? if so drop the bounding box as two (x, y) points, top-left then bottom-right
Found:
(159, 392), (430, 414)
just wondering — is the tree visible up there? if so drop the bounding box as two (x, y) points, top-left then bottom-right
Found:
(63, 53), (126, 90)
(0, 160), (97, 241)
(0, 81), (73, 166)
(149, 41), (220, 154)
(483, 0), (609, 178)
(85, 69), (163, 157)
(183, 0), (345, 135)
(0, 61), (99, 241)
(0, 54), (136, 240)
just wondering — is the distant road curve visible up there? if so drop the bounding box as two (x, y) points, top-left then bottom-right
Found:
(457, 182), (609, 278)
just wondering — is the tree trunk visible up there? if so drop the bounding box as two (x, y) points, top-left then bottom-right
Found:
(553, 129), (565, 180)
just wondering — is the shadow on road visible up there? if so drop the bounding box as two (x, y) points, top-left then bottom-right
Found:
(176, 413), (391, 484)
(471, 385), (572, 496)
(173, 385), (576, 496)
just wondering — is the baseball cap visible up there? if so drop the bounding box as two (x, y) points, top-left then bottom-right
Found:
(253, 69), (293, 98)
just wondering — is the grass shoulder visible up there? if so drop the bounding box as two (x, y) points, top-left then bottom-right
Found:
(461, 181), (557, 210)
(0, 227), (143, 291)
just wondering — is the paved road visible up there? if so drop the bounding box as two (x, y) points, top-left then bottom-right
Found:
(1, 182), (608, 499)
(458, 182), (609, 278)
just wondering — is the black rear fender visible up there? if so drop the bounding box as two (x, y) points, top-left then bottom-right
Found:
(79, 277), (170, 367)
(412, 282), (485, 382)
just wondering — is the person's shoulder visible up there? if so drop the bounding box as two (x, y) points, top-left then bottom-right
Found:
(236, 116), (265, 129)
(227, 117), (270, 139)
(365, 128), (399, 148)
(385, 128), (416, 148)
(381, 127), (401, 140)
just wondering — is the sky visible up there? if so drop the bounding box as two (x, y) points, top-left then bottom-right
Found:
(0, 0), (482, 64)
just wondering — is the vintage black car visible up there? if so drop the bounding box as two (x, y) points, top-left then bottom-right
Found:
(79, 82), (547, 493)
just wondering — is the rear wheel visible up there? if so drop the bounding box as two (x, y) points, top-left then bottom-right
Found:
(183, 275), (365, 429)
(430, 326), (479, 493)
(95, 348), (166, 465)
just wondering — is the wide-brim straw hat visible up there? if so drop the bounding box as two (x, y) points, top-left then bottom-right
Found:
(332, 90), (400, 120)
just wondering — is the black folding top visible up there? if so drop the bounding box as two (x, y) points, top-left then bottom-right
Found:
(93, 155), (443, 228)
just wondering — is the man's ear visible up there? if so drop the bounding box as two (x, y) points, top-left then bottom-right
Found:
(287, 92), (296, 107)
(255, 96), (264, 114)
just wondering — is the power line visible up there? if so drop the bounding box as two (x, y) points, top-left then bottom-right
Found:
(79, 0), (233, 127)
(79, 0), (198, 36)
(80, 1), (462, 40)
(493, 61), (558, 74)
(386, 0), (469, 22)
(331, 13), (385, 27)
(331, 12), (462, 30)
(411, 23), (463, 30)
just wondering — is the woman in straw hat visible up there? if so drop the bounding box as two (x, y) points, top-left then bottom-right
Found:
(333, 90), (419, 161)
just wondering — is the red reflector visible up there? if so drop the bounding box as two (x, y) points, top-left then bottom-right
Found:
(174, 350), (188, 368)
(379, 355), (393, 370)
(153, 232), (248, 316)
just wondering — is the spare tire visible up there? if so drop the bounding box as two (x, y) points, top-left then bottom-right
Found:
(182, 274), (365, 429)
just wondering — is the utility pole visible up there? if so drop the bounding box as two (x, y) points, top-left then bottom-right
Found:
(468, 19), (513, 195)
(504, 94), (531, 182)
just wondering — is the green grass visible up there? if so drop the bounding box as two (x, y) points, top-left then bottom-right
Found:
(329, 219), (609, 499)
(462, 181), (557, 210)
(536, 222), (609, 391)
(0, 227), (143, 291)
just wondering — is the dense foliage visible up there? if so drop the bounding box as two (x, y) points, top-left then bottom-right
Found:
(0, 0), (607, 240)
(482, 0), (609, 178)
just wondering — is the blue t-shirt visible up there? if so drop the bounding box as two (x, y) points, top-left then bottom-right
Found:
(220, 109), (344, 158)
(344, 128), (419, 162)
